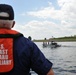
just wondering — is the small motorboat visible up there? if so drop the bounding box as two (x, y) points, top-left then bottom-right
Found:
(50, 41), (61, 48)
(42, 41), (61, 48)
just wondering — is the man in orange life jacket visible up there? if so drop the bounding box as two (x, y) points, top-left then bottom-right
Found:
(0, 4), (54, 75)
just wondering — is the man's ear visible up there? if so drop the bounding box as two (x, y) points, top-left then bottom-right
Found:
(12, 21), (15, 28)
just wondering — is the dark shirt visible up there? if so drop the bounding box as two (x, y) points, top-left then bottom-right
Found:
(0, 36), (53, 75)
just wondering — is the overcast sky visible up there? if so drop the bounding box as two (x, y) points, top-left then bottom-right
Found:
(0, 0), (76, 39)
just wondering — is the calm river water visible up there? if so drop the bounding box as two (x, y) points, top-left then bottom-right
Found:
(31, 42), (76, 75)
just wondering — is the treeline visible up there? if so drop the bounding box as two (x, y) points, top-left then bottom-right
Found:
(53, 36), (76, 42)
(33, 35), (76, 42)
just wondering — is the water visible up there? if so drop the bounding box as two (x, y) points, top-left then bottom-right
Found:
(31, 42), (76, 75)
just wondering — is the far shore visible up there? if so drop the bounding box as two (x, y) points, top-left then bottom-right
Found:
(33, 36), (76, 42)
(33, 40), (76, 42)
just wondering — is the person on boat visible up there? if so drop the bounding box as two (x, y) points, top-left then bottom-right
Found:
(28, 36), (32, 40)
(43, 41), (47, 47)
(0, 4), (54, 75)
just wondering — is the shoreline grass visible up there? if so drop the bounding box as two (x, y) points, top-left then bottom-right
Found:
(33, 36), (76, 42)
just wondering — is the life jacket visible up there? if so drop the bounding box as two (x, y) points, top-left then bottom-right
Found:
(0, 29), (23, 73)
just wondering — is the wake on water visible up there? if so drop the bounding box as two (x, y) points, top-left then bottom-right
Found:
(61, 45), (76, 47)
